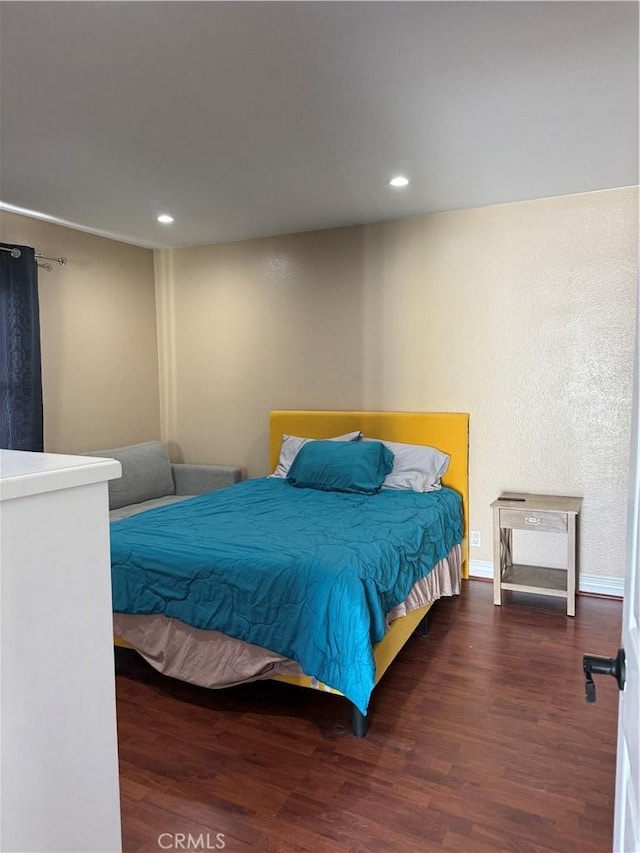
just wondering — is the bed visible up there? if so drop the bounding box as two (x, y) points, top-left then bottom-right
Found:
(112, 410), (469, 735)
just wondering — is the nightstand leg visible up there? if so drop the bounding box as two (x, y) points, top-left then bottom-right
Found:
(493, 513), (502, 605)
(567, 514), (576, 617)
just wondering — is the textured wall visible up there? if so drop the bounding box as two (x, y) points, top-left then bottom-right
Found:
(360, 187), (638, 579)
(155, 228), (365, 475)
(0, 210), (161, 452)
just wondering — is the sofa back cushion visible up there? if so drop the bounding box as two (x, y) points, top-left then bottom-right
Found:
(84, 441), (175, 510)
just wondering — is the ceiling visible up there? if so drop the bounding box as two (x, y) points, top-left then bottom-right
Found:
(0, 1), (637, 249)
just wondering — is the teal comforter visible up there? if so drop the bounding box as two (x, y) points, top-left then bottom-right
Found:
(110, 477), (463, 714)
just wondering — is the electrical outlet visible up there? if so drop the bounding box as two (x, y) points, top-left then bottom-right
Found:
(470, 530), (481, 548)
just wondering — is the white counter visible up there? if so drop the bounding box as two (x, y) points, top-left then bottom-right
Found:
(0, 450), (123, 853)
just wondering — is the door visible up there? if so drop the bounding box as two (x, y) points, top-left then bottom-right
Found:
(613, 291), (640, 853)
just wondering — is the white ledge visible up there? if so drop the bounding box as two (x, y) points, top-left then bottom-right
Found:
(0, 450), (121, 501)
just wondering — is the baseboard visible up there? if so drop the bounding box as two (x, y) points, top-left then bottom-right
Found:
(577, 574), (625, 597)
(469, 559), (624, 598)
(468, 560), (494, 580)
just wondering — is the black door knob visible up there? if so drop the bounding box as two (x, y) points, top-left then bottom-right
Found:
(583, 648), (626, 702)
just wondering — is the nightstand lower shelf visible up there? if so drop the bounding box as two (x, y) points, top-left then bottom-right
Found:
(500, 564), (569, 598)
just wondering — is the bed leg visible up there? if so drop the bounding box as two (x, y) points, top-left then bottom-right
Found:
(419, 614), (429, 636)
(114, 645), (126, 675)
(351, 705), (368, 737)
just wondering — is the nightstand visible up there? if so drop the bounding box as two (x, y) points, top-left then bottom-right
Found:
(491, 493), (582, 616)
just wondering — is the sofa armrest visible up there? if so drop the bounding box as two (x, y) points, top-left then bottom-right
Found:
(171, 463), (244, 496)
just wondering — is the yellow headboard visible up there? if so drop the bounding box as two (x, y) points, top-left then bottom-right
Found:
(269, 410), (470, 577)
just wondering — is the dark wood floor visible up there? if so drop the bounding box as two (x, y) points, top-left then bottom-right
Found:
(116, 580), (622, 852)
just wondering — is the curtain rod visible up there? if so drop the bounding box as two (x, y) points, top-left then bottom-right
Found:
(0, 245), (67, 265)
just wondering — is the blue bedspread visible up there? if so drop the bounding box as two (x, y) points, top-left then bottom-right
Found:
(110, 477), (463, 714)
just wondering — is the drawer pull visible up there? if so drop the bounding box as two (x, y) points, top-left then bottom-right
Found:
(525, 515), (541, 526)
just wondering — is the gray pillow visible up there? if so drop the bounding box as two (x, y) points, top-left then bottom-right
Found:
(272, 431), (363, 478)
(84, 441), (175, 510)
(362, 437), (450, 492)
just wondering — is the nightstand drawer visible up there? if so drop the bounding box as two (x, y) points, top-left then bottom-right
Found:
(499, 508), (567, 533)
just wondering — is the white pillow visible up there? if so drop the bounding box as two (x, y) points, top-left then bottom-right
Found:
(363, 437), (450, 492)
(272, 431), (362, 478)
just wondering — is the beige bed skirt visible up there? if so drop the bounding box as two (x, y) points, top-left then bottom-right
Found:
(113, 544), (461, 690)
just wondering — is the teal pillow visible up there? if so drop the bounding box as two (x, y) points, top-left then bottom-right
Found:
(286, 440), (394, 495)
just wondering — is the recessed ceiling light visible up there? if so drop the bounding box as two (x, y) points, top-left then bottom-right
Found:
(389, 176), (409, 188)
(157, 213), (174, 224)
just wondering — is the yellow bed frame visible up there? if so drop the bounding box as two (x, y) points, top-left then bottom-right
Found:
(268, 410), (469, 735)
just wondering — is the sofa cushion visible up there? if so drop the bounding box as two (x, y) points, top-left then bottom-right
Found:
(109, 494), (189, 521)
(84, 441), (175, 510)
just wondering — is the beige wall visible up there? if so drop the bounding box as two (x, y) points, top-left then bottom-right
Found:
(159, 187), (637, 582)
(0, 210), (160, 453)
(155, 228), (366, 474)
(360, 187), (638, 579)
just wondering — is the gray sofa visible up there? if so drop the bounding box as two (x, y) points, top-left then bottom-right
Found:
(84, 441), (244, 520)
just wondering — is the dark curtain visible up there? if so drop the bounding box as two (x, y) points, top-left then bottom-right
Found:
(0, 243), (43, 451)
